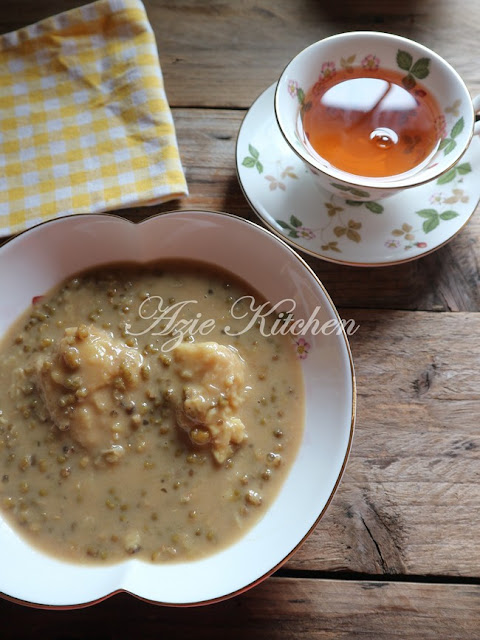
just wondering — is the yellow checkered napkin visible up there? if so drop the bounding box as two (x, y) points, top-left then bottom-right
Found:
(0, 0), (188, 236)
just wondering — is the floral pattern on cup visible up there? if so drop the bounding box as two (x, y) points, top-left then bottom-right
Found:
(242, 144), (263, 173)
(237, 82), (480, 265)
(439, 116), (465, 155)
(275, 214), (317, 240)
(274, 209), (365, 254)
(242, 132), (474, 257)
(286, 47), (454, 182)
(320, 61), (336, 80)
(287, 48), (438, 103)
(243, 147), (467, 254)
(361, 54), (380, 70)
(340, 54), (356, 72)
(265, 166), (298, 191)
(328, 183), (386, 209)
(396, 49), (430, 90)
(287, 50), (455, 154)
(386, 223), (428, 251)
(445, 100), (461, 118)
(384, 161), (471, 250)
(244, 146), (471, 255)
(287, 79), (299, 98)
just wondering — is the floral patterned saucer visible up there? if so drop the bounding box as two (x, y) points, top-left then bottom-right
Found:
(236, 83), (480, 266)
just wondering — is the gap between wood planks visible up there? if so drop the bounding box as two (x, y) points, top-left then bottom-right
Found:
(275, 568), (480, 586)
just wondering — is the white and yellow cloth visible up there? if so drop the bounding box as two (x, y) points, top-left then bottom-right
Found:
(0, 0), (188, 236)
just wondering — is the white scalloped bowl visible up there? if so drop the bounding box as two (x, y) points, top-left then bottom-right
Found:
(0, 211), (355, 607)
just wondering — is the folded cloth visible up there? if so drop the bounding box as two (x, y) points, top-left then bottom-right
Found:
(0, 0), (188, 236)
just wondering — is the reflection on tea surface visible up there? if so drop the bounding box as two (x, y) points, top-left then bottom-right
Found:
(300, 67), (442, 177)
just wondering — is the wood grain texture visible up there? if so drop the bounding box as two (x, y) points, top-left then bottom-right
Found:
(0, 0), (480, 633)
(288, 310), (480, 576)
(147, 0), (480, 108)
(1, 578), (479, 640)
(1, 0), (480, 108)
(4, 104), (478, 311)
(167, 108), (480, 312)
(1, 5), (480, 312)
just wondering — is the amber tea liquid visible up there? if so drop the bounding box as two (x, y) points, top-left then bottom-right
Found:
(300, 67), (442, 178)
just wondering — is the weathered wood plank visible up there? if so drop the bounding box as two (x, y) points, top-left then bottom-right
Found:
(1, 4), (479, 312)
(4, 104), (479, 311)
(287, 310), (480, 576)
(151, 0), (480, 107)
(1, 578), (479, 639)
(1, 0), (479, 635)
(169, 108), (480, 313)
(1, 1), (479, 108)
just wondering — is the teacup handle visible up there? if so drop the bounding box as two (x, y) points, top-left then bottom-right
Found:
(474, 94), (480, 135)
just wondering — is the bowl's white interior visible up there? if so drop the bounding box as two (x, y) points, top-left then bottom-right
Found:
(0, 211), (354, 606)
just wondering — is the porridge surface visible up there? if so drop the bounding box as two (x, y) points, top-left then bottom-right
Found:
(0, 261), (304, 563)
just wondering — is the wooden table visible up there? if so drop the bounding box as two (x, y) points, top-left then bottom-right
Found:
(1, 1), (480, 638)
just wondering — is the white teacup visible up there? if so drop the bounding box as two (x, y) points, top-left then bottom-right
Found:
(275, 31), (480, 202)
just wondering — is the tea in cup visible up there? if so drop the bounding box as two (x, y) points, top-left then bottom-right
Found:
(275, 31), (480, 201)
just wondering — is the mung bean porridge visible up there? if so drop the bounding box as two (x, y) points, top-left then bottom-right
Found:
(0, 260), (304, 564)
